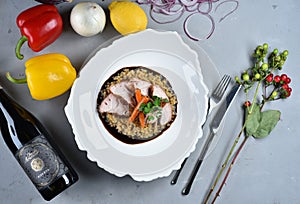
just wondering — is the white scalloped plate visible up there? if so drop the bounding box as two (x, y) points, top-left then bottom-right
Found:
(65, 29), (211, 181)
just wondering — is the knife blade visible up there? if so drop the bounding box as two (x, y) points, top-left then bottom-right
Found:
(182, 83), (241, 195)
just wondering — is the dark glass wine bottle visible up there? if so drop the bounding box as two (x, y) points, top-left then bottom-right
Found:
(0, 85), (78, 201)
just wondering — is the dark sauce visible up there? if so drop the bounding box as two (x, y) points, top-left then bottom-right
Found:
(96, 66), (177, 144)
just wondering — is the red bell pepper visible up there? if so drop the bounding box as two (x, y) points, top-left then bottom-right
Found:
(15, 5), (63, 60)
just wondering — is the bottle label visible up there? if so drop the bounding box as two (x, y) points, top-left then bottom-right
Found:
(15, 135), (69, 189)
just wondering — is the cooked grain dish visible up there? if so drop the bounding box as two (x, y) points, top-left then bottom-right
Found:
(97, 66), (177, 144)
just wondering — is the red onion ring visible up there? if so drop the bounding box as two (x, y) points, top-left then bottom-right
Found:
(150, 5), (185, 24)
(179, 0), (198, 7)
(197, 0), (213, 14)
(183, 12), (215, 41)
(184, 3), (199, 12)
(136, 0), (239, 41)
(215, 0), (239, 23)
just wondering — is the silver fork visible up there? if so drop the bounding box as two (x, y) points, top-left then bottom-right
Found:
(170, 75), (231, 185)
(207, 75), (231, 114)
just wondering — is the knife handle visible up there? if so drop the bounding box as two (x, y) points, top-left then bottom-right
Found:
(182, 158), (203, 195)
(182, 131), (215, 195)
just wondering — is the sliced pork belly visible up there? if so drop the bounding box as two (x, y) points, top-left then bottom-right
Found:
(99, 93), (130, 116)
(159, 103), (172, 125)
(151, 85), (168, 99)
(129, 78), (152, 96)
(109, 81), (134, 105)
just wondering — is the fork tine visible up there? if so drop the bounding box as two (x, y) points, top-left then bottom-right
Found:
(213, 75), (230, 96)
(212, 75), (231, 101)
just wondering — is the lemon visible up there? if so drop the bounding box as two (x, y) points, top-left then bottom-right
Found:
(109, 1), (148, 35)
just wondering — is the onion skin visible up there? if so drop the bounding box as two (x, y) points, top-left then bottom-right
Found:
(34, 0), (72, 5)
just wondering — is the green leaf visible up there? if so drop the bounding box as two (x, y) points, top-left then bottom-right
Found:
(147, 102), (152, 108)
(245, 103), (261, 136)
(139, 103), (146, 111)
(148, 115), (155, 121)
(144, 107), (151, 114)
(153, 97), (161, 106)
(253, 110), (281, 139)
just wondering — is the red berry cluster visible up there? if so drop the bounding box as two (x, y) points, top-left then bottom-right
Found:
(265, 73), (292, 98)
(237, 43), (293, 108)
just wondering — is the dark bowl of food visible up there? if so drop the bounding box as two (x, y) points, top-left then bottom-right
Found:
(97, 66), (178, 144)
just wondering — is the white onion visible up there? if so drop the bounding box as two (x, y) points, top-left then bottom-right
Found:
(70, 2), (106, 37)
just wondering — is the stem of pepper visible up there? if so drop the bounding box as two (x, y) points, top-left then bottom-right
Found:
(6, 72), (27, 84)
(15, 36), (28, 60)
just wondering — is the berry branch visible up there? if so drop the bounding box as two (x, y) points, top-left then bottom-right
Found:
(203, 43), (292, 203)
(211, 135), (248, 203)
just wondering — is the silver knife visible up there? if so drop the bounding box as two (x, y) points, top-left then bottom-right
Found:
(182, 83), (241, 195)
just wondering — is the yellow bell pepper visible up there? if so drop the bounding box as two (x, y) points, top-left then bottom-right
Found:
(6, 53), (77, 100)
